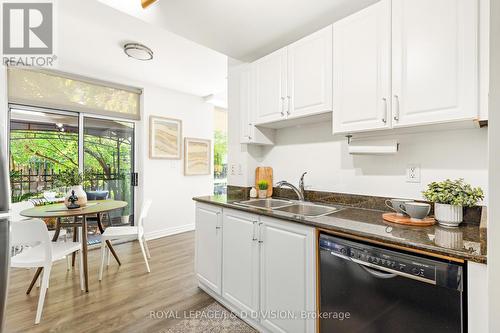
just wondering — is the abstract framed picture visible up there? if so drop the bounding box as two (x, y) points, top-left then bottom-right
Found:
(184, 137), (211, 175)
(149, 116), (182, 159)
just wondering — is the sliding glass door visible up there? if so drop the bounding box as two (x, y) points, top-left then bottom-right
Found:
(8, 106), (136, 241)
(83, 117), (135, 226)
(9, 108), (80, 202)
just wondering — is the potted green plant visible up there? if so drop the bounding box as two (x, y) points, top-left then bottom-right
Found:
(257, 180), (269, 199)
(53, 168), (89, 208)
(423, 178), (484, 227)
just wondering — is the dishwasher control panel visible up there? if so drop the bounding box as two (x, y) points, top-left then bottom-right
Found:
(320, 237), (437, 282)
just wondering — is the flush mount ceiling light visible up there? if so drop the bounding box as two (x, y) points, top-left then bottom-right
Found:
(123, 43), (154, 61)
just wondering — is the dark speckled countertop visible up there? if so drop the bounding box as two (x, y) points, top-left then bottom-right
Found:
(194, 195), (487, 264)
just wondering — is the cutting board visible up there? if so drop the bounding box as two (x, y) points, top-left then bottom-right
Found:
(383, 213), (436, 226)
(255, 167), (273, 197)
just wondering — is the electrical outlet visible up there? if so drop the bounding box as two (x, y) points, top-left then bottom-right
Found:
(230, 163), (236, 176)
(237, 163), (243, 175)
(406, 164), (421, 183)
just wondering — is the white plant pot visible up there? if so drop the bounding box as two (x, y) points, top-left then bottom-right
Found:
(434, 203), (463, 227)
(64, 185), (88, 208)
(121, 215), (130, 225)
(258, 190), (268, 199)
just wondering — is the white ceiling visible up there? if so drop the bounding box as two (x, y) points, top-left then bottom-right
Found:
(98, 0), (379, 61)
(55, 0), (227, 97)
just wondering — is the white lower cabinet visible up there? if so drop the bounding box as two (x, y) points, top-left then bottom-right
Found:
(222, 209), (260, 315)
(195, 204), (316, 333)
(259, 216), (316, 333)
(195, 203), (222, 295)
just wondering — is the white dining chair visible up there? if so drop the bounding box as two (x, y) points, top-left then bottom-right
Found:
(99, 199), (152, 281)
(10, 219), (84, 324)
(10, 201), (68, 240)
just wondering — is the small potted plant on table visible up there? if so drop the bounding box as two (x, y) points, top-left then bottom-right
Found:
(423, 178), (484, 227)
(257, 180), (269, 199)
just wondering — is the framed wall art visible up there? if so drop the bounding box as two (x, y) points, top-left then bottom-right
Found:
(184, 137), (211, 175)
(149, 116), (182, 159)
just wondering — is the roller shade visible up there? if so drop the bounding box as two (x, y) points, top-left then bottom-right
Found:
(7, 67), (141, 120)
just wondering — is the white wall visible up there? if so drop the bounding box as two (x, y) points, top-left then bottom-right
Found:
(138, 85), (214, 239)
(258, 123), (488, 202)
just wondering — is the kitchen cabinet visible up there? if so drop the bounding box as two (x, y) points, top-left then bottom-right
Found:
(253, 25), (333, 126)
(392, 0), (478, 127)
(286, 26), (333, 119)
(222, 209), (260, 315)
(332, 0), (479, 134)
(254, 49), (288, 124)
(196, 204), (316, 332)
(239, 65), (275, 145)
(332, 0), (391, 134)
(259, 216), (316, 333)
(195, 203), (222, 295)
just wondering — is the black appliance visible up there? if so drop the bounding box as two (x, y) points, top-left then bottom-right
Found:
(319, 233), (464, 333)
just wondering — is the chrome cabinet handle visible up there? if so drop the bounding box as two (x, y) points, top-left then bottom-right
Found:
(258, 222), (264, 244)
(280, 97), (285, 116)
(382, 97), (387, 123)
(393, 95), (400, 121)
(286, 96), (291, 115)
(252, 221), (258, 241)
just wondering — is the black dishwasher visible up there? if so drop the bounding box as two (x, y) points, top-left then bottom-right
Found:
(319, 233), (464, 333)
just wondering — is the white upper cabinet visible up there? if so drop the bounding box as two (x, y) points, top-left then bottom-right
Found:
(332, 0), (391, 134)
(253, 25), (333, 125)
(391, 0), (478, 127)
(254, 49), (288, 124)
(239, 65), (275, 145)
(287, 25), (333, 119)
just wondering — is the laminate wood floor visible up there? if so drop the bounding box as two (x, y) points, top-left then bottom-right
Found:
(5, 231), (215, 333)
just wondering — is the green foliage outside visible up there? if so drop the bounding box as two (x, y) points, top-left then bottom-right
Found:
(10, 127), (133, 216)
(214, 130), (227, 178)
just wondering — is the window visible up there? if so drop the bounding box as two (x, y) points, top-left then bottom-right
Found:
(213, 107), (227, 195)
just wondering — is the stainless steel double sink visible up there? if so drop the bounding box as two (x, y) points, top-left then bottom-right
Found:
(236, 198), (340, 218)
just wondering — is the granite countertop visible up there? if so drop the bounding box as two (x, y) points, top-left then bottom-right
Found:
(194, 195), (487, 264)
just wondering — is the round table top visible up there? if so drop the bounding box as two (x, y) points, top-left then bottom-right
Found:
(20, 200), (128, 218)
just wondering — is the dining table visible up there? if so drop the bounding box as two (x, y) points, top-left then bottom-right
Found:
(20, 199), (128, 293)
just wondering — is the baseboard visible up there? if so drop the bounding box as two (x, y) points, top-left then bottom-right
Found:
(145, 224), (195, 240)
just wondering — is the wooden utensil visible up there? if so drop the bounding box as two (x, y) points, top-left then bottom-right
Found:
(383, 212), (436, 226)
(255, 167), (273, 197)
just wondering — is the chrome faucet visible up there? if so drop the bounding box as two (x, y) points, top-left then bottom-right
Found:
(276, 172), (307, 201)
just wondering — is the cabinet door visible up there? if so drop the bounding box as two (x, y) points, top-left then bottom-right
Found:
(392, 0), (478, 127)
(259, 217), (316, 333)
(222, 209), (260, 315)
(195, 203), (222, 295)
(287, 25), (333, 119)
(253, 49), (287, 124)
(239, 67), (253, 143)
(332, 1), (391, 134)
